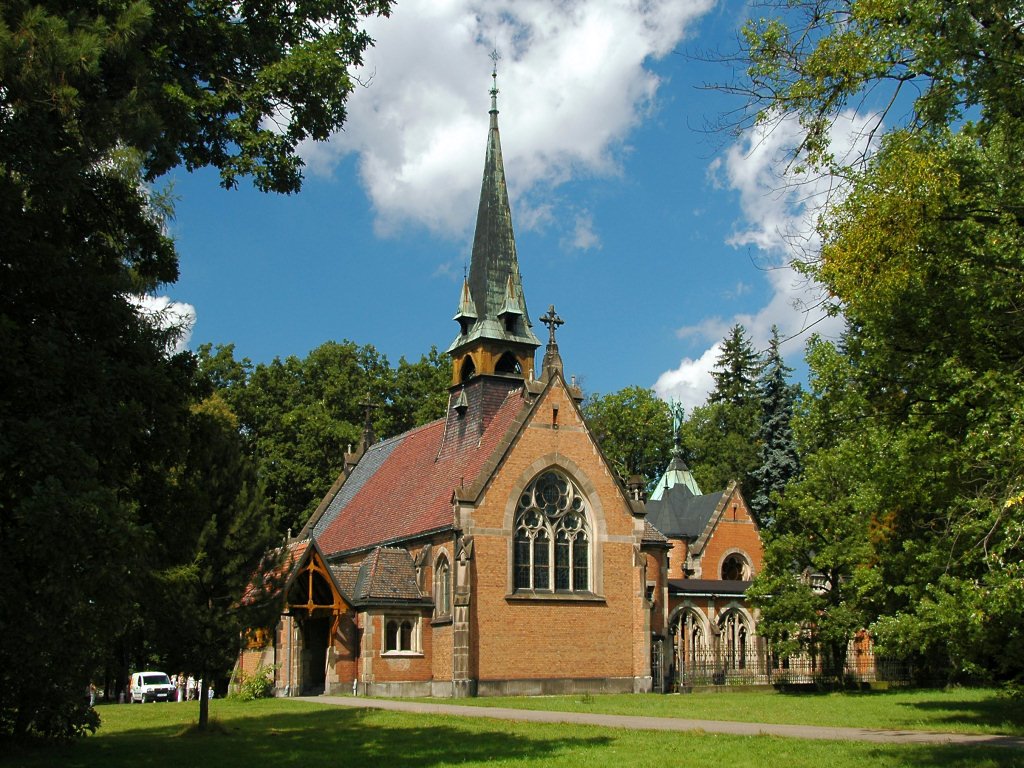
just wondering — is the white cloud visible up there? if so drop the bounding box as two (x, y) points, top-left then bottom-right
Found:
(653, 343), (720, 412)
(131, 294), (196, 354)
(303, 0), (715, 239)
(654, 110), (880, 405)
(567, 210), (601, 251)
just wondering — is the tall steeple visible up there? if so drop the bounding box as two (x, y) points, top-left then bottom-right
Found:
(447, 56), (540, 386)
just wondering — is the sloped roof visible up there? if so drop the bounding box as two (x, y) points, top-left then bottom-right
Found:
(642, 519), (669, 545)
(351, 547), (429, 604)
(649, 454), (702, 500)
(645, 484), (724, 539)
(313, 388), (527, 557)
(241, 538), (309, 605)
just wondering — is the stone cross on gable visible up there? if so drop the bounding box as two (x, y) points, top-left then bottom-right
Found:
(540, 304), (563, 345)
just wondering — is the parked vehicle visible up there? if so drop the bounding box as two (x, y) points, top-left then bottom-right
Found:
(129, 671), (175, 703)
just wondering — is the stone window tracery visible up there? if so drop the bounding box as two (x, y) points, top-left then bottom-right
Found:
(718, 609), (750, 670)
(721, 552), (752, 581)
(514, 470), (590, 592)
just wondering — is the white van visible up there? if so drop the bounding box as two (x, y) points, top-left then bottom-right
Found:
(129, 671), (175, 703)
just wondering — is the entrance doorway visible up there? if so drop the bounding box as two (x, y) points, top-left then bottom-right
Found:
(300, 617), (329, 695)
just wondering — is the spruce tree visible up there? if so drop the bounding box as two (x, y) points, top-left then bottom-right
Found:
(709, 324), (761, 406)
(750, 326), (801, 527)
(679, 324), (762, 495)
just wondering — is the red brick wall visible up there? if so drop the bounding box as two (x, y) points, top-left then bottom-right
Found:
(367, 612), (434, 683)
(665, 538), (690, 579)
(465, 379), (646, 682)
(698, 489), (763, 579)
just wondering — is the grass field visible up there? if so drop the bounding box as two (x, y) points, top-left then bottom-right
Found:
(434, 687), (1024, 736)
(5, 690), (1022, 768)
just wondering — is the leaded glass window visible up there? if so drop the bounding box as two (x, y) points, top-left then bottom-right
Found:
(513, 470), (591, 592)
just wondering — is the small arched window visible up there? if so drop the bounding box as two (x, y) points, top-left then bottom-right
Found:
(384, 617), (418, 653)
(460, 355), (476, 382)
(514, 470), (590, 593)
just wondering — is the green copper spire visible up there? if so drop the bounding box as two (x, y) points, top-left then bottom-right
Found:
(447, 59), (541, 359)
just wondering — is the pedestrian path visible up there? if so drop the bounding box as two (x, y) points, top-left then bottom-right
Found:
(299, 695), (1024, 749)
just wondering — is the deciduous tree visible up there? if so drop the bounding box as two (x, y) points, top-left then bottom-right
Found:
(582, 386), (673, 488)
(0, 0), (391, 739)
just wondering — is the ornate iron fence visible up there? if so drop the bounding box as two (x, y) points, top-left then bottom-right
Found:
(671, 645), (913, 689)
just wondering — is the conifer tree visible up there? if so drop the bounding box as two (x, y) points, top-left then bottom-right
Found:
(750, 326), (801, 527)
(708, 325), (761, 406)
(152, 395), (282, 730)
(680, 325), (762, 495)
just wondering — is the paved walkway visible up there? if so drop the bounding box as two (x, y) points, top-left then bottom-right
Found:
(300, 695), (1024, 749)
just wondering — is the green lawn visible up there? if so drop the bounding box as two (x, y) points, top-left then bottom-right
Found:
(5, 695), (1022, 768)
(432, 687), (1024, 736)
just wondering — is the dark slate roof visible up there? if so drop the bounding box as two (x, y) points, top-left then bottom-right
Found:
(447, 87), (539, 355)
(313, 387), (527, 557)
(348, 547), (429, 605)
(669, 579), (752, 597)
(645, 484), (724, 539)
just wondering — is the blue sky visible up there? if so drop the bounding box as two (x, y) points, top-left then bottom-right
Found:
(157, 0), (862, 410)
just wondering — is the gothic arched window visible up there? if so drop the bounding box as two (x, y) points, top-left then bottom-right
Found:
(434, 554), (451, 618)
(514, 470), (590, 592)
(719, 609), (751, 670)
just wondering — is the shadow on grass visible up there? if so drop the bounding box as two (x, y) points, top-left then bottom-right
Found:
(6, 699), (1024, 768)
(901, 694), (1024, 735)
(6, 705), (613, 768)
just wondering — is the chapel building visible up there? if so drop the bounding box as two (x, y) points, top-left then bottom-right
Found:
(237, 74), (763, 698)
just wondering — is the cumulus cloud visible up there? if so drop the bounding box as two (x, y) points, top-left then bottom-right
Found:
(131, 294), (196, 354)
(302, 0), (715, 239)
(654, 110), (880, 406)
(653, 343), (720, 412)
(567, 210), (601, 251)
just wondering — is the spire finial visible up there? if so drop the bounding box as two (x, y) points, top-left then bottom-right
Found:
(539, 305), (565, 377)
(540, 305), (564, 345)
(489, 49), (501, 112)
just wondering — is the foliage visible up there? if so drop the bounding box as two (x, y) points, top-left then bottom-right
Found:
(232, 664), (278, 702)
(749, 326), (801, 527)
(708, 325), (761, 407)
(737, 0), (1024, 687)
(678, 325), (761, 494)
(0, 0), (391, 740)
(150, 395), (283, 728)
(739, 0), (1024, 170)
(582, 386), (673, 487)
(196, 342), (451, 534)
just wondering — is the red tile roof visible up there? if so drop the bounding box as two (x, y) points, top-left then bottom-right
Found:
(241, 538), (309, 604)
(314, 388), (528, 557)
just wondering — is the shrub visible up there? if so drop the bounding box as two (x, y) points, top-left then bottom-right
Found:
(232, 664), (277, 701)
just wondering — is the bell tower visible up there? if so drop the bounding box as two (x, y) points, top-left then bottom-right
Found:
(446, 57), (540, 386)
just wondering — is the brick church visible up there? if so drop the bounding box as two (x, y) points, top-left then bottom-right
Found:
(237, 73), (763, 698)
